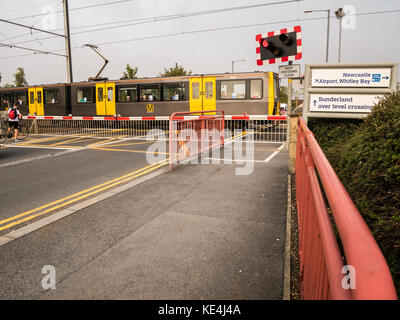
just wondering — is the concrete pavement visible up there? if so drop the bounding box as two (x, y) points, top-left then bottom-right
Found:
(0, 138), (288, 299)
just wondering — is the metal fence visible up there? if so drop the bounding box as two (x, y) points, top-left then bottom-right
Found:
(296, 117), (397, 300)
(21, 115), (287, 143)
(21, 116), (170, 140)
(225, 115), (287, 143)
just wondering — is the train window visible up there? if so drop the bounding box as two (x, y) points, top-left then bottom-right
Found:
(118, 87), (138, 102)
(205, 81), (213, 99)
(29, 92), (34, 104)
(192, 82), (199, 99)
(77, 87), (94, 103)
(15, 92), (28, 105)
(220, 80), (245, 99)
(274, 78), (279, 99)
(44, 89), (59, 104)
(98, 87), (103, 102)
(163, 83), (186, 101)
(250, 80), (262, 99)
(37, 91), (42, 104)
(140, 85), (159, 102)
(107, 87), (113, 101)
(2, 94), (12, 109)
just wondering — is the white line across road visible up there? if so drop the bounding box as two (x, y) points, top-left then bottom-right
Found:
(5, 144), (76, 150)
(205, 141), (286, 163)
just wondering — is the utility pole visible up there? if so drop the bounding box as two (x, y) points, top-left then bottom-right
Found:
(286, 61), (293, 144)
(338, 17), (342, 63)
(335, 8), (345, 63)
(287, 61), (293, 114)
(304, 9), (331, 63)
(326, 9), (330, 63)
(63, 0), (73, 83)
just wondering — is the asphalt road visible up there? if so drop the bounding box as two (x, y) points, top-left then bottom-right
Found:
(0, 135), (288, 299)
(0, 136), (168, 227)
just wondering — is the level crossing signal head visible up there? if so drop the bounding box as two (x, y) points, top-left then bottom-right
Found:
(256, 26), (302, 65)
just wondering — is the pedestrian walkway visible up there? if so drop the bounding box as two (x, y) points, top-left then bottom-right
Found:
(0, 143), (289, 299)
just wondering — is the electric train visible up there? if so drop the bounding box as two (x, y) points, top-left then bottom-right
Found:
(0, 71), (281, 117)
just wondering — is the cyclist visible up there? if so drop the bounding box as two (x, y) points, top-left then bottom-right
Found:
(6, 101), (22, 143)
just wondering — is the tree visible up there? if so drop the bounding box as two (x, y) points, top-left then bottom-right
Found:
(279, 86), (288, 104)
(120, 64), (138, 80)
(13, 67), (28, 87)
(159, 63), (192, 77)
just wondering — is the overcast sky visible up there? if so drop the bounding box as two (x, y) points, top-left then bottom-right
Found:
(0, 0), (399, 85)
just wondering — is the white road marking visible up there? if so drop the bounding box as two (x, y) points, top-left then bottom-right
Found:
(205, 142), (286, 164)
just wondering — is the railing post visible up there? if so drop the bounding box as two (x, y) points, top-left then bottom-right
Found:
(289, 113), (300, 173)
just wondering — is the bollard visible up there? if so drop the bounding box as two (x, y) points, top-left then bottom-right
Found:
(288, 113), (300, 173)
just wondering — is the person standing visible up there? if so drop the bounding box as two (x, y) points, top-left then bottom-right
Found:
(2, 99), (10, 110)
(6, 101), (22, 143)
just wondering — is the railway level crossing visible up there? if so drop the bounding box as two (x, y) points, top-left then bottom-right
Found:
(0, 112), (289, 299)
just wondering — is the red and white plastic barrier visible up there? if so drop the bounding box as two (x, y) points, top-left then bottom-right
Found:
(24, 115), (287, 121)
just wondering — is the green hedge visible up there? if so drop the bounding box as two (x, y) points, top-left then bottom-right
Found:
(308, 92), (400, 295)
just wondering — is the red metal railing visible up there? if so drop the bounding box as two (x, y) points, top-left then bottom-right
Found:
(169, 110), (225, 170)
(296, 117), (397, 300)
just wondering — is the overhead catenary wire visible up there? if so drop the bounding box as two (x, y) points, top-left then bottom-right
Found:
(0, 0), (60, 15)
(0, 42), (67, 57)
(0, 18), (66, 38)
(7, 0), (304, 45)
(1, 6), (400, 60)
(8, 5), (400, 48)
(2, 0), (134, 21)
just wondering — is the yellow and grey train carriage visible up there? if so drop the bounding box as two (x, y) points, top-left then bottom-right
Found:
(0, 71), (280, 116)
(0, 84), (71, 116)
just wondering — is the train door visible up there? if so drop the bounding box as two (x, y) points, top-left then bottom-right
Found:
(274, 74), (281, 115)
(105, 82), (116, 115)
(202, 77), (216, 114)
(189, 77), (216, 113)
(267, 72), (275, 115)
(96, 82), (116, 115)
(96, 83), (106, 115)
(28, 87), (44, 115)
(189, 78), (202, 112)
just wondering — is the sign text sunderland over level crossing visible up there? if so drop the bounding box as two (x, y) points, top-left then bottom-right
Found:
(309, 94), (382, 113)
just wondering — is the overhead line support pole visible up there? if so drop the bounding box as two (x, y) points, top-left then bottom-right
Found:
(63, 0), (73, 83)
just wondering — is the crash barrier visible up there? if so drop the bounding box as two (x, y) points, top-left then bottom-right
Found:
(21, 115), (287, 142)
(296, 117), (397, 300)
(169, 110), (225, 170)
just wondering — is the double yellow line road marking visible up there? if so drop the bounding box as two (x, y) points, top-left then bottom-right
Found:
(0, 159), (168, 232)
(0, 133), (242, 233)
